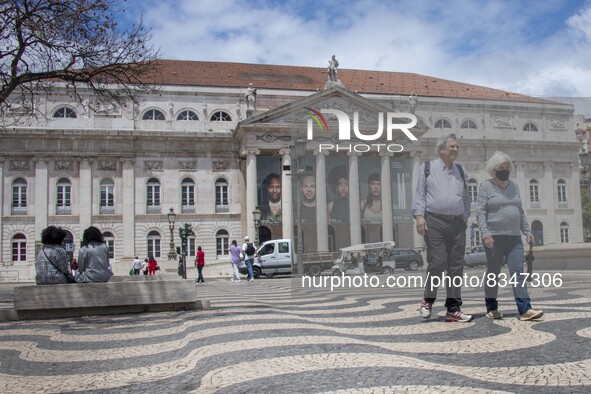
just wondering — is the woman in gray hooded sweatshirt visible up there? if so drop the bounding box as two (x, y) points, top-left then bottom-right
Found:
(76, 226), (113, 283)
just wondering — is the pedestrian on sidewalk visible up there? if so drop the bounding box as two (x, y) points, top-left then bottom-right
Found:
(476, 151), (543, 321)
(141, 258), (148, 275)
(195, 246), (205, 284)
(242, 236), (256, 282)
(147, 256), (158, 275)
(411, 133), (473, 322)
(228, 240), (242, 282)
(132, 256), (142, 275)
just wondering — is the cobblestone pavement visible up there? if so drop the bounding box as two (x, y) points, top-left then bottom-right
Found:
(0, 269), (590, 393)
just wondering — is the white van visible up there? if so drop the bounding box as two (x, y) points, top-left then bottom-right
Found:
(239, 239), (292, 278)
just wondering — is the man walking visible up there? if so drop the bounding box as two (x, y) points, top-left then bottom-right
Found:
(242, 236), (256, 282)
(411, 133), (473, 322)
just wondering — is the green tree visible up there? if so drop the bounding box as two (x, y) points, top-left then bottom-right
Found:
(581, 188), (591, 242)
(0, 0), (159, 117)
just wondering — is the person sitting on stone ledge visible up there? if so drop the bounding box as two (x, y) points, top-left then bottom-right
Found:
(76, 226), (113, 283)
(35, 226), (72, 285)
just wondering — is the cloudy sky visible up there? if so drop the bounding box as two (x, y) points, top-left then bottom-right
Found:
(120, 0), (591, 111)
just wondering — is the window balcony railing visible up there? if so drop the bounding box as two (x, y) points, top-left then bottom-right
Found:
(11, 206), (27, 215)
(530, 202), (540, 208)
(181, 205), (196, 213)
(146, 205), (161, 214)
(215, 204), (229, 213)
(100, 206), (115, 214)
(56, 206), (71, 215)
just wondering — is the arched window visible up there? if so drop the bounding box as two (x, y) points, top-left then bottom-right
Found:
(177, 110), (199, 121)
(142, 109), (165, 120)
(531, 220), (543, 246)
(56, 177), (71, 214)
(460, 120), (478, 129)
(53, 107), (77, 118)
(181, 178), (195, 212)
(468, 179), (478, 203)
(11, 233), (26, 262)
(146, 178), (161, 213)
(103, 231), (115, 259)
(215, 178), (229, 212)
(210, 110), (232, 122)
(100, 178), (115, 214)
(147, 230), (161, 258)
(12, 178), (27, 215)
(560, 222), (569, 243)
(434, 118), (452, 129)
(216, 229), (229, 256)
(523, 122), (539, 132)
(557, 179), (567, 204)
(529, 180), (539, 204)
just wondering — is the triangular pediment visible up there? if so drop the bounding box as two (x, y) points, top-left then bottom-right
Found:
(237, 86), (428, 131)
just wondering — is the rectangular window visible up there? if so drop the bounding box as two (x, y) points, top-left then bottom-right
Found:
(560, 228), (569, 243)
(468, 184), (477, 203)
(215, 185), (228, 206)
(529, 184), (539, 203)
(106, 239), (114, 259)
(188, 237), (196, 257)
(182, 185), (195, 206)
(147, 185), (160, 207)
(12, 241), (26, 262)
(557, 185), (567, 203)
(216, 237), (229, 256)
(12, 185), (27, 207)
(101, 185), (114, 207)
(57, 185), (71, 207)
(147, 239), (161, 258)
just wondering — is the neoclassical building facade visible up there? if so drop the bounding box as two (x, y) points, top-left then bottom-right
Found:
(0, 60), (583, 280)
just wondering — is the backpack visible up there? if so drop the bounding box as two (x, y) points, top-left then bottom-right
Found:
(424, 160), (467, 190)
(245, 242), (256, 256)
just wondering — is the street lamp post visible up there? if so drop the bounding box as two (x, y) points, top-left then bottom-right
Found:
(167, 207), (177, 261)
(178, 223), (192, 279)
(579, 149), (591, 241)
(253, 206), (261, 246)
(294, 138), (307, 275)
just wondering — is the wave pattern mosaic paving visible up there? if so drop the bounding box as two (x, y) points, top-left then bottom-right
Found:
(0, 273), (590, 393)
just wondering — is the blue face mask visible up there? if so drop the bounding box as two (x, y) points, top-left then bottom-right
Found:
(495, 169), (510, 181)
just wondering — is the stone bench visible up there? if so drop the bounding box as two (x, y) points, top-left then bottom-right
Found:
(13, 279), (210, 320)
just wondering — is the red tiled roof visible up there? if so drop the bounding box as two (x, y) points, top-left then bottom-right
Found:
(146, 59), (539, 102)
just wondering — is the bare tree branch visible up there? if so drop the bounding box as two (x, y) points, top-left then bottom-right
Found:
(0, 0), (160, 120)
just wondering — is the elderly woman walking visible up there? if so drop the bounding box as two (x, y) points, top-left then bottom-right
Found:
(476, 151), (543, 321)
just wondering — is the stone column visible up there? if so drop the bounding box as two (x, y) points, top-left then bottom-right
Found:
(34, 158), (49, 240)
(245, 149), (260, 241)
(411, 151), (424, 248)
(515, 161), (526, 198)
(0, 156), (4, 262)
(543, 162), (556, 244)
(315, 149), (329, 252)
(121, 158), (135, 258)
(348, 152), (362, 245)
(280, 148), (293, 240)
(569, 162), (584, 242)
(79, 158), (92, 231)
(380, 152), (394, 242)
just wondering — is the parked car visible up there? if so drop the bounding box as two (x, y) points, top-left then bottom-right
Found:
(464, 246), (487, 267)
(239, 239), (292, 278)
(386, 248), (424, 271)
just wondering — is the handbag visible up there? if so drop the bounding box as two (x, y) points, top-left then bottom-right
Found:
(43, 248), (76, 283)
(129, 268), (135, 276)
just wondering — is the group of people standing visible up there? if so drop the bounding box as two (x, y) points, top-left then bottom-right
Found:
(227, 236), (257, 283)
(412, 133), (543, 322)
(35, 225), (112, 285)
(131, 256), (159, 276)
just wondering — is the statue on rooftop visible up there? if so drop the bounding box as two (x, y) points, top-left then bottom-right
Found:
(408, 92), (418, 114)
(245, 83), (257, 111)
(327, 55), (339, 82)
